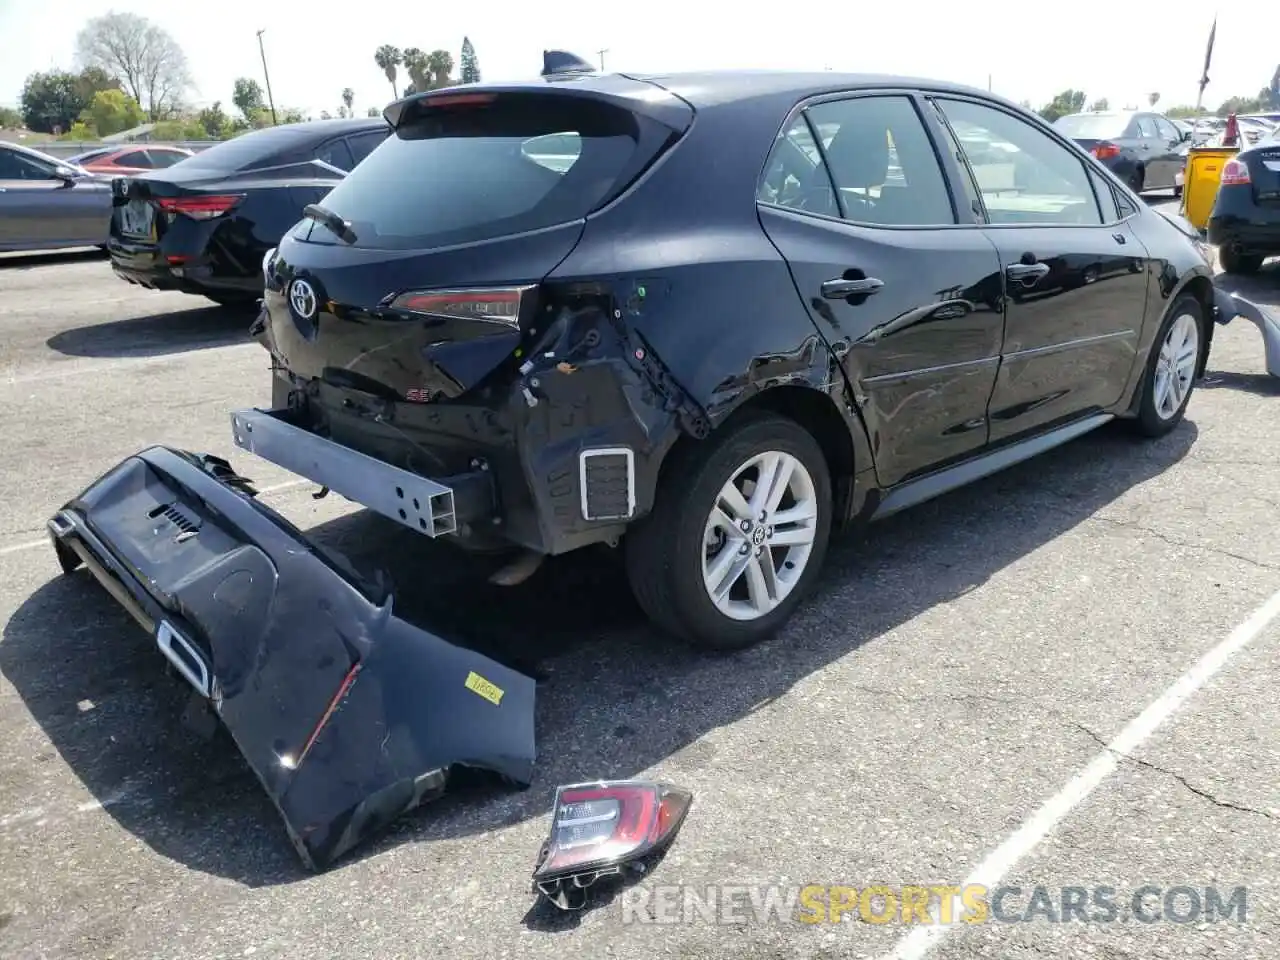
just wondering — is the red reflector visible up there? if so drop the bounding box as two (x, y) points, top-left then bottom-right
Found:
(156, 194), (245, 220)
(1220, 158), (1251, 185)
(390, 286), (531, 327)
(289, 662), (362, 769)
(1092, 143), (1121, 160)
(533, 780), (693, 885)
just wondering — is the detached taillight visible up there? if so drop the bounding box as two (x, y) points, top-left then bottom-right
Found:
(532, 780), (693, 909)
(1092, 142), (1121, 160)
(388, 285), (535, 329)
(1220, 158), (1252, 185)
(156, 194), (245, 220)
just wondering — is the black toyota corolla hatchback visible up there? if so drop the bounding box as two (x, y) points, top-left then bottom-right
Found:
(242, 62), (1229, 651)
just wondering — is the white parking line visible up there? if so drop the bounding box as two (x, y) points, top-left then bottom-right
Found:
(0, 478), (310, 557)
(884, 585), (1280, 960)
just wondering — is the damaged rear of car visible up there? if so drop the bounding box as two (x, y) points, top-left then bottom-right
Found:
(255, 80), (707, 560)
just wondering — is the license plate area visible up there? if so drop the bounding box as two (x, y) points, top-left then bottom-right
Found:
(118, 198), (155, 239)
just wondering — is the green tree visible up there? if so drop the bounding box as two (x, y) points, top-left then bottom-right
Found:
(402, 48), (428, 93)
(281, 107), (307, 124)
(375, 45), (402, 98)
(1216, 92), (1268, 116)
(459, 37), (481, 84)
(426, 49), (454, 89)
(1147, 92), (1160, 108)
(75, 12), (191, 119)
(63, 121), (96, 140)
(232, 77), (266, 122)
(1166, 104), (1199, 119)
(341, 87), (355, 118)
(1037, 89), (1087, 123)
(74, 66), (121, 104)
(367, 106), (381, 117)
(197, 101), (229, 138)
(0, 106), (23, 128)
(20, 70), (91, 133)
(86, 88), (146, 136)
(1088, 98), (1109, 112)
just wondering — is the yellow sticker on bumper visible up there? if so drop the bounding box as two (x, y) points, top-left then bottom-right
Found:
(464, 671), (505, 706)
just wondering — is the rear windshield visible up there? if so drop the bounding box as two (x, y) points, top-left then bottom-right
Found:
(1054, 114), (1130, 139)
(305, 94), (648, 250)
(176, 126), (309, 172)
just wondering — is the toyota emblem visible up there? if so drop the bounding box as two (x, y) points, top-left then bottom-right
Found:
(289, 278), (318, 320)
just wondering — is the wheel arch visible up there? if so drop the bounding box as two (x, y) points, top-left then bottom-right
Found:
(657, 383), (875, 530)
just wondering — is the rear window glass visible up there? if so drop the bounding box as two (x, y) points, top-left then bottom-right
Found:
(1054, 114), (1130, 139)
(306, 95), (647, 250)
(178, 125), (311, 172)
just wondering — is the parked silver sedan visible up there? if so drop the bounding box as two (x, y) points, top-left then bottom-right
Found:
(0, 141), (113, 253)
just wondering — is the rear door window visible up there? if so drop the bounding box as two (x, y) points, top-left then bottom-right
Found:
(757, 95), (956, 226)
(308, 94), (659, 250)
(121, 150), (155, 168)
(345, 130), (388, 167)
(314, 138), (355, 172)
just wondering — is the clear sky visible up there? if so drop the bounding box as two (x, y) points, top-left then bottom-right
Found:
(0, 1), (1276, 120)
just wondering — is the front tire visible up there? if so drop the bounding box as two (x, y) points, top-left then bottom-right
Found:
(1130, 294), (1205, 438)
(1128, 168), (1145, 195)
(625, 412), (833, 651)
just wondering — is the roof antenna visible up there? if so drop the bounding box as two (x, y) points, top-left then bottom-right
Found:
(541, 50), (597, 78)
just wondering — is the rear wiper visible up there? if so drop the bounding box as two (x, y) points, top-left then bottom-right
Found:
(302, 203), (358, 244)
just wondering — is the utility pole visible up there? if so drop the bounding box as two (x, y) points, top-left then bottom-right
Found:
(988, 74), (992, 92)
(256, 29), (278, 125)
(597, 48), (609, 71)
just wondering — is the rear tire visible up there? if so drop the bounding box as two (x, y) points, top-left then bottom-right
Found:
(625, 412), (833, 651)
(1218, 246), (1263, 275)
(1129, 294), (1205, 438)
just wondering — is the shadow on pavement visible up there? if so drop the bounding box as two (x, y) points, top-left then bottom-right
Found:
(1200, 370), (1280, 396)
(0, 419), (1199, 888)
(45, 304), (256, 359)
(0, 248), (107, 269)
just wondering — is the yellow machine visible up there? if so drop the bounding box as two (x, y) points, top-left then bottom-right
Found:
(1180, 146), (1239, 232)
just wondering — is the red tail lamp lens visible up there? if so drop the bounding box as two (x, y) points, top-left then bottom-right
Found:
(389, 287), (530, 327)
(533, 780), (693, 882)
(1091, 143), (1121, 160)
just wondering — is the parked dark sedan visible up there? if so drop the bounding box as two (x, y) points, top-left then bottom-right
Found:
(0, 142), (111, 252)
(107, 117), (389, 306)
(1054, 110), (1190, 195)
(1207, 126), (1280, 273)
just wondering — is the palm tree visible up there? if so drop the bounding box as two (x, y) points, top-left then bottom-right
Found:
(374, 45), (402, 98)
(341, 87), (354, 116)
(426, 50), (455, 90)
(403, 47), (429, 93)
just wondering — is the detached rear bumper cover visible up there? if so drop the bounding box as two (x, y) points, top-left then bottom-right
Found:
(1214, 288), (1280, 377)
(48, 446), (536, 870)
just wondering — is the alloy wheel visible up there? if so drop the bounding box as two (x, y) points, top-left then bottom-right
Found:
(1153, 313), (1200, 420)
(701, 450), (819, 621)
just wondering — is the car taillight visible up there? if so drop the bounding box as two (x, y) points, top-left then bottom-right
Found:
(387, 285), (535, 329)
(1092, 142), (1121, 160)
(156, 194), (245, 220)
(1220, 159), (1251, 185)
(532, 780), (693, 909)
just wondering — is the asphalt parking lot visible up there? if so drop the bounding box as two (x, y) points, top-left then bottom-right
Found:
(1, 215), (1278, 960)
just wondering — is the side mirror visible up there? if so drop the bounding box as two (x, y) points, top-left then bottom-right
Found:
(51, 166), (79, 184)
(1181, 130), (1192, 142)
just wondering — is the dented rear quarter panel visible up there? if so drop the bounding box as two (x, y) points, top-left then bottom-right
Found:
(547, 87), (874, 511)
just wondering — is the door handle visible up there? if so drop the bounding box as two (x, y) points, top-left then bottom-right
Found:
(1112, 232), (1127, 244)
(822, 277), (884, 299)
(1005, 262), (1051, 283)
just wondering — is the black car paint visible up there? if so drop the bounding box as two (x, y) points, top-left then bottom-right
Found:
(48, 447), (536, 870)
(108, 119), (389, 299)
(1207, 140), (1280, 260)
(257, 73), (1217, 553)
(52, 71), (1222, 869)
